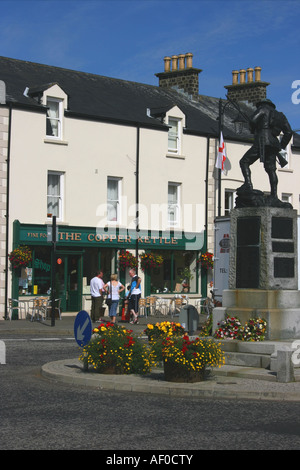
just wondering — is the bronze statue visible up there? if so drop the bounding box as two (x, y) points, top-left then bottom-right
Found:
(237, 99), (293, 207)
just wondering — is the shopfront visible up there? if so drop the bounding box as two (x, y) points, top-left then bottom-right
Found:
(11, 221), (205, 312)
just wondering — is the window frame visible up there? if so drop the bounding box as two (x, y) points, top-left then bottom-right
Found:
(46, 97), (63, 140)
(168, 117), (181, 155)
(168, 182), (181, 227)
(224, 189), (236, 216)
(47, 171), (64, 221)
(107, 176), (122, 224)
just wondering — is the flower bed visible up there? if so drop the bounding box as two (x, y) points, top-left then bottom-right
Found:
(214, 316), (244, 340)
(214, 315), (267, 341)
(162, 335), (225, 383)
(144, 321), (186, 361)
(243, 318), (267, 341)
(78, 321), (226, 382)
(79, 323), (155, 374)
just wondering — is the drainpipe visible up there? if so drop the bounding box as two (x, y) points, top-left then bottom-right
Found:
(201, 136), (210, 297)
(4, 102), (12, 320)
(135, 126), (140, 276)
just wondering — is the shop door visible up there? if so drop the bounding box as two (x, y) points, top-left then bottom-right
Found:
(56, 253), (82, 312)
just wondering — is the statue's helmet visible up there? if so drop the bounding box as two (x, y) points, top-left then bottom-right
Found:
(256, 98), (276, 109)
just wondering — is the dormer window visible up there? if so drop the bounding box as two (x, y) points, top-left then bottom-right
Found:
(168, 117), (181, 154)
(165, 106), (185, 158)
(46, 98), (63, 138)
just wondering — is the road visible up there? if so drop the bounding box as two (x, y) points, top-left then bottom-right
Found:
(1, 334), (300, 451)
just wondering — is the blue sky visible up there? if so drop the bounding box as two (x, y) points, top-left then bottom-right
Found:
(0, 0), (299, 129)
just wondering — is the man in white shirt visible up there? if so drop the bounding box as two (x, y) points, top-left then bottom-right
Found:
(90, 270), (105, 322)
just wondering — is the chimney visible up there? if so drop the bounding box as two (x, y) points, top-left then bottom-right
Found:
(155, 53), (202, 99)
(224, 66), (270, 104)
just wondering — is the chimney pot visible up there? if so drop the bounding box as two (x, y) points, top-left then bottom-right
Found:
(178, 54), (185, 70)
(164, 56), (171, 73)
(239, 69), (246, 84)
(254, 66), (262, 81)
(232, 70), (239, 85)
(185, 52), (193, 68)
(171, 55), (178, 71)
(247, 68), (254, 83)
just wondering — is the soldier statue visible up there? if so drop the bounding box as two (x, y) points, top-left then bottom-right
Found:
(237, 99), (293, 202)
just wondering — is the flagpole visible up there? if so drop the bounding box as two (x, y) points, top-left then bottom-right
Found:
(218, 99), (223, 217)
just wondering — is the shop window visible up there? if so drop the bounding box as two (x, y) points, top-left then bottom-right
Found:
(168, 183), (181, 226)
(18, 247), (52, 296)
(150, 250), (197, 294)
(47, 171), (64, 220)
(107, 177), (122, 223)
(32, 247), (52, 295)
(46, 97), (63, 139)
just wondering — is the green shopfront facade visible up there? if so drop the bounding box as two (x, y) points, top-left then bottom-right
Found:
(12, 221), (205, 312)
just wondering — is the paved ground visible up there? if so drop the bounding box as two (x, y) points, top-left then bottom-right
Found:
(1, 313), (300, 401)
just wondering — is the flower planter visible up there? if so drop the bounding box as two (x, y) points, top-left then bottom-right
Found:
(163, 360), (205, 383)
(99, 366), (119, 374)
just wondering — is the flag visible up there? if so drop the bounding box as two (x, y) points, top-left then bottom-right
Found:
(216, 132), (226, 171)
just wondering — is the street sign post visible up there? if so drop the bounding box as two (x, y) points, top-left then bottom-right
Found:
(74, 310), (92, 347)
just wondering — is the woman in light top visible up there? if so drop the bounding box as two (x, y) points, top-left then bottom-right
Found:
(104, 274), (125, 323)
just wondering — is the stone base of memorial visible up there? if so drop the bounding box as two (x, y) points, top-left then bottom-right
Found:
(213, 205), (300, 340)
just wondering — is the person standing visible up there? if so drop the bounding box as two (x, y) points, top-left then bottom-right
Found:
(128, 268), (141, 324)
(104, 274), (125, 323)
(90, 270), (105, 322)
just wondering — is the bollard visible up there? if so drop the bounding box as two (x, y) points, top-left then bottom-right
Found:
(0, 340), (6, 365)
(179, 305), (199, 335)
(277, 349), (295, 383)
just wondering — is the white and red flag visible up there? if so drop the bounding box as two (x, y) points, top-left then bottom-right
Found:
(216, 132), (226, 171)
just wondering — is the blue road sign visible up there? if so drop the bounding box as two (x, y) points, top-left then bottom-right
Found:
(74, 310), (92, 347)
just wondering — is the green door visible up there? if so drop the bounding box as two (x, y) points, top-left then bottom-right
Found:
(56, 253), (82, 312)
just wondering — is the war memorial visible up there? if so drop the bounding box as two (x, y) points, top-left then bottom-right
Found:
(213, 99), (300, 341)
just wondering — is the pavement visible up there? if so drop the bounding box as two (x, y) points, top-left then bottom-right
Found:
(1, 313), (300, 402)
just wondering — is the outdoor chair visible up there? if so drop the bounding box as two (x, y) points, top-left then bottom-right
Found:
(8, 298), (26, 320)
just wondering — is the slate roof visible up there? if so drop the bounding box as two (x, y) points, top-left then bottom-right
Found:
(0, 55), (298, 147)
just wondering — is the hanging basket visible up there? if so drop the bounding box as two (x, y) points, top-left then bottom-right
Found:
(8, 246), (32, 270)
(118, 250), (138, 271)
(139, 252), (164, 271)
(198, 251), (214, 270)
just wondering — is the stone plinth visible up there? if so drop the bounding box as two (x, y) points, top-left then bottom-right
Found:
(229, 207), (298, 290)
(213, 206), (300, 340)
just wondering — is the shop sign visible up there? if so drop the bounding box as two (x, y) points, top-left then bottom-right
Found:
(19, 224), (204, 250)
(34, 258), (51, 272)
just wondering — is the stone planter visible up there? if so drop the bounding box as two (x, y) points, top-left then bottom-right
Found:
(163, 360), (205, 383)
